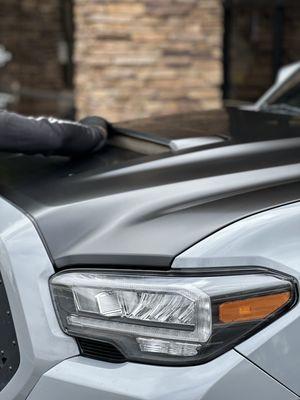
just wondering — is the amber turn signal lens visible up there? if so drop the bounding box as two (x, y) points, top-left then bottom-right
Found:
(219, 291), (291, 323)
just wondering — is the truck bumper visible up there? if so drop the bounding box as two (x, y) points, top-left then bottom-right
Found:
(27, 354), (297, 400)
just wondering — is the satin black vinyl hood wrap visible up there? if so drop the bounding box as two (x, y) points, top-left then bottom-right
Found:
(0, 127), (300, 269)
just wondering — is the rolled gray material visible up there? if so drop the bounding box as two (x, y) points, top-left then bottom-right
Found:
(0, 111), (107, 156)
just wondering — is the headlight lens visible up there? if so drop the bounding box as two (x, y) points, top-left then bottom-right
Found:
(50, 270), (295, 365)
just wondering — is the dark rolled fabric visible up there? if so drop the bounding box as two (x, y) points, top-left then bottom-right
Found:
(0, 111), (108, 156)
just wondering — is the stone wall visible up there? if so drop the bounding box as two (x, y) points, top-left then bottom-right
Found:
(284, 3), (300, 65)
(74, 0), (223, 122)
(228, 1), (300, 102)
(3, 1), (300, 121)
(0, 0), (69, 116)
(228, 5), (274, 101)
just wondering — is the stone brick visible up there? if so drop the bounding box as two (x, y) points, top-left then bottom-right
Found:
(74, 0), (222, 121)
(0, 0), (69, 116)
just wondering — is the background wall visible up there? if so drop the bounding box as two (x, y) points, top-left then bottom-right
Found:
(74, 0), (223, 121)
(2, 0), (300, 122)
(0, 0), (73, 116)
(228, 5), (275, 101)
(227, 0), (300, 102)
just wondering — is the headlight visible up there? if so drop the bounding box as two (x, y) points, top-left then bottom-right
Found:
(50, 270), (296, 366)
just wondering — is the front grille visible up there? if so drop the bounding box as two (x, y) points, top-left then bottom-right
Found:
(0, 272), (20, 391)
(78, 338), (126, 363)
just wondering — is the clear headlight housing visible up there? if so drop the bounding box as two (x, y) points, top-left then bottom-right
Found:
(50, 270), (296, 366)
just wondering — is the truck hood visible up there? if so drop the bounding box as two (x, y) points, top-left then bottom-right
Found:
(0, 120), (300, 269)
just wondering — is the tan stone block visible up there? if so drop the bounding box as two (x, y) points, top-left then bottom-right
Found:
(104, 3), (145, 15)
(113, 53), (159, 66)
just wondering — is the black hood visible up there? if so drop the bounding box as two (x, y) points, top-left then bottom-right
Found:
(0, 114), (300, 269)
